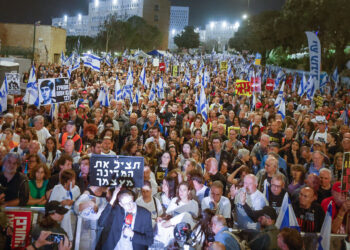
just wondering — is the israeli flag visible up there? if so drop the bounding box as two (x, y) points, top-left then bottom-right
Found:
(213, 65), (218, 76)
(82, 53), (101, 71)
(317, 202), (332, 250)
(306, 76), (316, 100)
(275, 193), (300, 231)
(98, 86), (110, 107)
(114, 79), (122, 101)
(61, 51), (66, 65)
(49, 103), (59, 122)
(104, 53), (112, 67)
(23, 65), (39, 106)
(149, 80), (156, 101)
(275, 69), (286, 90)
(277, 97), (286, 120)
(332, 67), (339, 94)
(199, 86), (208, 121)
(298, 73), (307, 97)
(156, 77), (164, 100)
(274, 81), (285, 107)
(113, 57), (118, 65)
(134, 88), (140, 104)
(184, 68), (191, 86)
(195, 91), (200, 114)
(319, 73), (329, 92)
(0, 75), (9, 112)
(194, 71), (200, 89)
(123, 66), (134, 100)
(139, 66), (148, 89)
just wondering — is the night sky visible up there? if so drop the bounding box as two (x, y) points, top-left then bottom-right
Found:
(0, 0), (285, 27)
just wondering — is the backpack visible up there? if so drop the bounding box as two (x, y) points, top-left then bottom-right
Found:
(223, 231), (251, 250)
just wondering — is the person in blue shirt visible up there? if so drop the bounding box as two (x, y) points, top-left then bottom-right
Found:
(260, 142), (287, 174)
(211, 215), (241, 250)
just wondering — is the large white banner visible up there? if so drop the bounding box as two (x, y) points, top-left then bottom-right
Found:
(305, 31), (321, 90)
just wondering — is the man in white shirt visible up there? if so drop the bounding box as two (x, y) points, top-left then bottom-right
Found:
(144, 126), (166, 151)
(235, 174), (267, 230)
(201, 181), (231, 223)
(101, 136), (116, 155)
(33, 115), (51, 146)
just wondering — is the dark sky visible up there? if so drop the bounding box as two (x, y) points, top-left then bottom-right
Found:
(0, 0), (285, 27)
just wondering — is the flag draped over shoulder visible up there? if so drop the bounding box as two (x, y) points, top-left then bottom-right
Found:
(275, 193), (300, 231)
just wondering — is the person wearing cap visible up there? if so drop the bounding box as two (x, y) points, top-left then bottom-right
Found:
(321, 181), (350, 233)
(310, 116), (328, 144)
(243, 206), (279, 250)
(76, 90), (93, 108)
(30, 200), (68, 250)
(58, 120), (83, 153)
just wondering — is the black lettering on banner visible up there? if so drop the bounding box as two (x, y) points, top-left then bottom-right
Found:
(90, 154), (144, 188)
(54, 78), (71, 103)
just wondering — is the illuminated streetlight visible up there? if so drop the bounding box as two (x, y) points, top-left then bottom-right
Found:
(172, 29), (176, 35)
(63, 15), (67, 22)
(243, 14), (248, 20)
(78, 14), (82, 22)
(112, 0), (117, 5)
(222, 21), (227, 28)
(210, 22), (215, 30)
(132, 0), (137, 3)
(234, 21), (240, 30)
(95, 0), (99, 7)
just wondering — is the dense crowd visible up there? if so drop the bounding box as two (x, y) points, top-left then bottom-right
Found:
(0, 53), (350, 250)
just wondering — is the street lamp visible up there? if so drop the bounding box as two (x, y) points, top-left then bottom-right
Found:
(242, 14), (248, 20)
(210, 22), (215, 30)
(222, 21), (227, 29)
(32, 21), (41, 64)
(112, 0), (117, 5)
(95, 0), (99, 8)
(78, 13), (82, 22)
(234, 21), (240, 30)
(171, 29), (176, 35)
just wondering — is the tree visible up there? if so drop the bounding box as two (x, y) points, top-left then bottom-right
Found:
(174, 26), (200, 49)
(66, 36), (99, 55)
(97, 15), (162, 52)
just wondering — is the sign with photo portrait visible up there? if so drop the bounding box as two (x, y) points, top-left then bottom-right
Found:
(6, 72), (21, 95)
(38, 78), (70, 105)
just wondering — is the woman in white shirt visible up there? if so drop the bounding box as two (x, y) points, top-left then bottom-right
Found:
(49, 169), (81, 241)
(154, 176), (177, 211)
(42, 137), (61, 169)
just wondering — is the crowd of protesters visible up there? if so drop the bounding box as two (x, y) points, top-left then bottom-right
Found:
(0, 52), (349, 250)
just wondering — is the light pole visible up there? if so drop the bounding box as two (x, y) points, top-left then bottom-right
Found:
(32, 21), (41, 64)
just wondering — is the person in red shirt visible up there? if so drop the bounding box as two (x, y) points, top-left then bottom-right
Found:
(321, 181), (350, 233)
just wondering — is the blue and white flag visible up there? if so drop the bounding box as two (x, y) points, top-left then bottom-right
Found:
(319, 73), (329, 93)
(156, 77), (164, 100)
(184, 67), (191, 86)
(139, 66), (148, 89)
(60, 51), (66, 66)
(134, 88), (140, 104)
(275, 193), (300, 231)
(298, 73), (307, 97)
(0, 75), (9, 112)
(278, 97), (286, 120)
(104, 53), (112, 67)
(306, 76), (316, 100)
(317, 202), (332, 250)
(149, 80), (156, 102)
(23, 65), (39, 106)
(305, 31), (321, 92)
(113, 57), (118, 65)
(274, 81), (285, 108)
(98, 86), (110, 107)
(199, 86), (208, 121)
(82, 53), (101, 71)
(340, 108), (349, 125)
(213, 65), (218, 76)
(194, 71), (200, 89)
(332, 67), (339, 94)
(275, 69), (286, 90)
(49, 103), (59, 122)
(195, 91), (200, 114)
(114, 79), (122, 101)
(123, 66), (134, 100)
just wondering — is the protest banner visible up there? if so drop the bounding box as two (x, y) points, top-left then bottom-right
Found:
(235, 80), (252, 96)
(341, 152), (350, 193)
(251, 76), (261, 92)
(220, 61), (228, 71)
(266, 78), (275, 91)
(159, 62), (166, 72)
(254, 53), (262, 65)
(6, 72), (21, 95)
(90, 154), (144, 187)
(38, 78), (70, 105)
(153, 58), (159, 67)
(172, 65), (178, 77)
(6, 211), (32, 249)
(305, 31), (321, 90)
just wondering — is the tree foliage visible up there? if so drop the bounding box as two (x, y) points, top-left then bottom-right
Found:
(97, 15), (162, 52)
(174, 26), (200, 49)
(229, 0), (350, 71)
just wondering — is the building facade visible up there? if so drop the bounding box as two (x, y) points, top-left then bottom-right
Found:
(168, 6), (189, 50)
(0, 23), (66, 64)
(52, 0), (171, 49)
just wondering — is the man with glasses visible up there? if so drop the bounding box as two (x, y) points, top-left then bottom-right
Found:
(98, 188), (153, 249)
(266, 174), (286, 214)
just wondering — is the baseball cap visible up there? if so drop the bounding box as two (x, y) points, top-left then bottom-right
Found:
(67, 120), (75, 126)
(256, 102), (263, 109)
(255, 206), (277, 221)
(45, 201), (69, 215)
(82, 90), (87, 94)
(332, 182), (346, 193)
